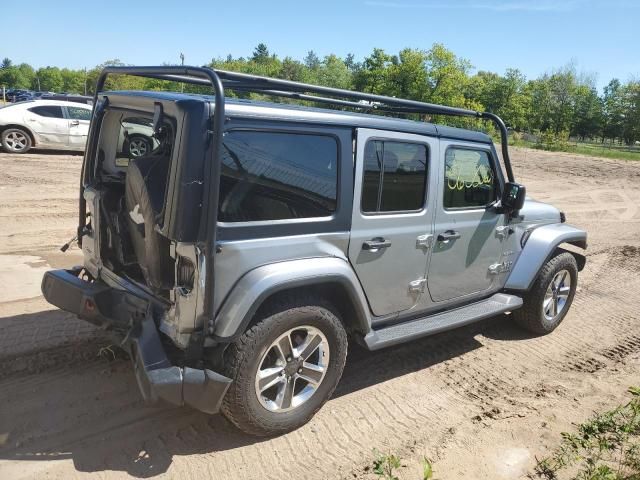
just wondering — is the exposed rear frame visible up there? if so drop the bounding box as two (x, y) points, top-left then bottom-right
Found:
(80, 65), (517, 343)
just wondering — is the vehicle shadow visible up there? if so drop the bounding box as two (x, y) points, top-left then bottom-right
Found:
(0, 310), (525, 478)
(0, 148), (83, 156)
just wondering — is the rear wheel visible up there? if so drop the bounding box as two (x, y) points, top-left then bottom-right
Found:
(513, 252), (578, 334)
(221, 296), (348, 436)
(1, 128), (32, 153)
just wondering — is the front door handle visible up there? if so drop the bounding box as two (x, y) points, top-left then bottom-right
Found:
(362, 237), (392, 252)
(70, 120), (80, 126)
(437, 230), (461, 243)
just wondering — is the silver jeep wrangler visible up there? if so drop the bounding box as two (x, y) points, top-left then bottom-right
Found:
(42, 66), (587, 436)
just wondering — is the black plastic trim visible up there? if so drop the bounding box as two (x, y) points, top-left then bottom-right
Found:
(41, 269), (232, 414)
(131, 310), (232, 414)
(41, 269), (147, 329)
(212, 274), (370, 342)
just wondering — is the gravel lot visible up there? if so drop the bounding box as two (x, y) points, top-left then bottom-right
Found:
(0, 147), (639, 479)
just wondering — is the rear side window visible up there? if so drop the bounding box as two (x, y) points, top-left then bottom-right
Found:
(28, 105), (64, 118)
(219, 131), (338, 222)
(361, 140), (428, 213)
(443, 148), (496, 209)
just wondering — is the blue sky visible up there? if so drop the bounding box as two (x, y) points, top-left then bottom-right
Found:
(1, 0), (637, 91)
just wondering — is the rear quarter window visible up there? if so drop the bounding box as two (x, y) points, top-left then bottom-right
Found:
(28, 105), (64, 118)
(219, 130), (338, 222)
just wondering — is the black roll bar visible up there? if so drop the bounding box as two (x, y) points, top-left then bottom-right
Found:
(84, 66), (225, 330)
(82, 65), (516, 340)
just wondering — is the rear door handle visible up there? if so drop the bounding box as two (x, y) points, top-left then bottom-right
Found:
(362, 237), (392, 252)
(70, 120), (80, 126)
(437, 230), (461, 242)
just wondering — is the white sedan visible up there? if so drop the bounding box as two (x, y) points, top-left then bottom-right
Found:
(0, 100), (93, 153)
(0, 100), (157, 156)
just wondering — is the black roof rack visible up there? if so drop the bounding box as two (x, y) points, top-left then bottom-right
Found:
(88, 65), (516, 331)
(94, 66), (514, 180)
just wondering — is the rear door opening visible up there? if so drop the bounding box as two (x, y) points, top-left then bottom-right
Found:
(89, 106), (177, 295)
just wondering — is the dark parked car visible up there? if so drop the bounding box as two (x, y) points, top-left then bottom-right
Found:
(14, 92), (36, 102)
(6, 89), (31, 102)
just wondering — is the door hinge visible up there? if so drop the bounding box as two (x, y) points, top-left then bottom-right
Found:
(495, 226), (513, 240)
(489, 261), (513, 275)
(409, 277), (427, 293)
(416, 234), (434, 250)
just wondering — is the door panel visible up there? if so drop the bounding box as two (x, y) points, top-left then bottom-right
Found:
(65, 106), (92, 149)
(427, 142), (506, 302)
(349, 129), (438, 317)
(23, 105), (68, 148)
(68, 120), (90, 149)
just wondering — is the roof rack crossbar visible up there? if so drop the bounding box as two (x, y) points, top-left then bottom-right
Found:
(97, 69), (480, 118)
(216, 69), (480, 118)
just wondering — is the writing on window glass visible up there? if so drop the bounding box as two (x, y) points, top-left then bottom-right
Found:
(445, 150), (493, 191)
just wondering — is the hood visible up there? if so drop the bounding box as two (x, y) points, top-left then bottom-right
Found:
(519, 197), (561, 223)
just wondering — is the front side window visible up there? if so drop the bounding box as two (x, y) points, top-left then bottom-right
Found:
(219, 131), (338, 222)
(361, 140), (428, 213)
(28, 105), (64, 118)
(66, 106), (92, 120)
(443, 148), (496, 209)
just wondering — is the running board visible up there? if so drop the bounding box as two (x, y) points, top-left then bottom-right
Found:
(363, 293), (523, 351)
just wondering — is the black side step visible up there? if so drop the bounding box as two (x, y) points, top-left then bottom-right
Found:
(363, 293), (523, 350)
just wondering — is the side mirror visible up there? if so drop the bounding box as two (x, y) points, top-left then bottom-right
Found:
(501, 182), (526, 212)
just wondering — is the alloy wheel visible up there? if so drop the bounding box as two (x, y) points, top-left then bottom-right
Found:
(254, 326), (329, 413)
(4, 131), (29, 152)
(129, 138), (149, 157)
(543, 269), (571, 321)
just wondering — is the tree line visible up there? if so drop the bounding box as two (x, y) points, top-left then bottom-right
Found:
(2, 43), (639, 145)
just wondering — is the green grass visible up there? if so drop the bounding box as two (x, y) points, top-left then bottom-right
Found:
(510, 139), (640, 162)
(536, 387), (640, 480)
(371, 450), (434, 480)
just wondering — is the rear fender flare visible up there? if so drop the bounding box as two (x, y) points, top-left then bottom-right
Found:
(212, 257), (372, 340)
(505, 223), (587, 291)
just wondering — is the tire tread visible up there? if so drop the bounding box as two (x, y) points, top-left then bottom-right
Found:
(513, 251), (578, 335)
(221, 293), (347, 436)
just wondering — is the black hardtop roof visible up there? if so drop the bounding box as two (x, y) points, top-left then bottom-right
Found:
(107, 90), (493, 144)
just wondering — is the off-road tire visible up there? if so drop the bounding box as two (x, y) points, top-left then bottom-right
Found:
(1, 128), (32, 153)
(513, 251), (578, 335)
(221, 295), (348, 436)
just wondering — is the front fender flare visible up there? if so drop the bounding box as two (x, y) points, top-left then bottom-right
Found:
(505, 223), (587, 291)
(213, 257), (371, 340)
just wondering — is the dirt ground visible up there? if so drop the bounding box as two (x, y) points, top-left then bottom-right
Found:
(0, 147), (639, 480)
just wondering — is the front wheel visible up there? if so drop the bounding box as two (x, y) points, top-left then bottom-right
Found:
(513, 251), (578, 334)
(221, 297), (348, 436)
